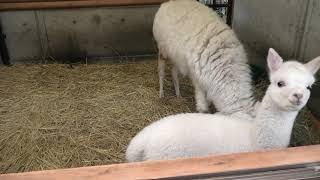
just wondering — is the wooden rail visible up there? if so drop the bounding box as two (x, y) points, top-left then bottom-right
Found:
(1, 145), (320, 180)
(0, 0), (167, 11)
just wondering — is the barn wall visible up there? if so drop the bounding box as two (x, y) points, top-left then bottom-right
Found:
(302, 1), (320, 118)
(1, 11), (42, 63)
(233, 0), (320, 117)
(0, 6), (158, 63)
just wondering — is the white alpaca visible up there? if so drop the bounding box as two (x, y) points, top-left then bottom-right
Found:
(126, 48), (320, 162)
(154, 0), (256, 114)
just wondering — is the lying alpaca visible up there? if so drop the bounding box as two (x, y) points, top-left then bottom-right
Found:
(126, 48), (320, 162)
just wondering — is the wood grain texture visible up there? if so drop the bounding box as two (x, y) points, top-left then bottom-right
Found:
(1, 145), (320, 180)
(0, 0), (167, 10)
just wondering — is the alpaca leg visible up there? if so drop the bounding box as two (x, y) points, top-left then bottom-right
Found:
(171, 66), (181, 97)
(194, 83), (209, 113)
(158, 52), (166, 98)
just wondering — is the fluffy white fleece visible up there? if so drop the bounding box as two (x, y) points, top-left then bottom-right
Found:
(154, 0), (256, 114)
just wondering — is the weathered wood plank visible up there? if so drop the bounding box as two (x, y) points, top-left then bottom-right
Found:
(1, 145), (320, 180)
(0, 0), (167, 10)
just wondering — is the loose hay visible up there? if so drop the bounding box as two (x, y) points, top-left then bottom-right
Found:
(0, 60), (319, 174)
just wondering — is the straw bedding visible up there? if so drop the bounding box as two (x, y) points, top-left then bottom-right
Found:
(0, 60), (319, 174)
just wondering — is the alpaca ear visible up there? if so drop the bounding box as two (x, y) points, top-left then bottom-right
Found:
(267, 48), (283, 73)
(305, 56), (320, 75)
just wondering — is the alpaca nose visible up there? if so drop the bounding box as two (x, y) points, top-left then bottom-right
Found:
(293, 93), (303, 100)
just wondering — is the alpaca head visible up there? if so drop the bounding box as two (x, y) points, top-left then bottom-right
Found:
(266, 48), (320, 111)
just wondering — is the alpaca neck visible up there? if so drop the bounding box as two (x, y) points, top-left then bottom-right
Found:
(252, 89), (298, 150)
(204, 54), (257, 116)
(208, 85), (257, 117)
(232, 96), (257, 117)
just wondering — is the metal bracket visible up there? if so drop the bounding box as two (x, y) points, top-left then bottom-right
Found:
(0, 21), (11, 66)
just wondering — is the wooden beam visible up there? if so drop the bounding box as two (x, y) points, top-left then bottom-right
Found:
(1, 145), (320, 180)
(0, 0), (82, 3)
(0, 0), (168, 11)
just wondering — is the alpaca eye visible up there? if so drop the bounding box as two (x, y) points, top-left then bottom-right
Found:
(277, 81), (285, 88)
(307, 86), (312, 90)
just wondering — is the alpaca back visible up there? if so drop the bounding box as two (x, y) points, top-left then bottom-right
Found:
(153, 0), (255, 114)
(126, 113), (254, 162)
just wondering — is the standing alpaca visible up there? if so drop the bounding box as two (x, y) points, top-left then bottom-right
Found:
(154, 0), (257, 114)
(126, 48), (320, 162)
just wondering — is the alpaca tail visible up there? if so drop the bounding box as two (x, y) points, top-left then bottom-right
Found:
(125, 133), (146, 162)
